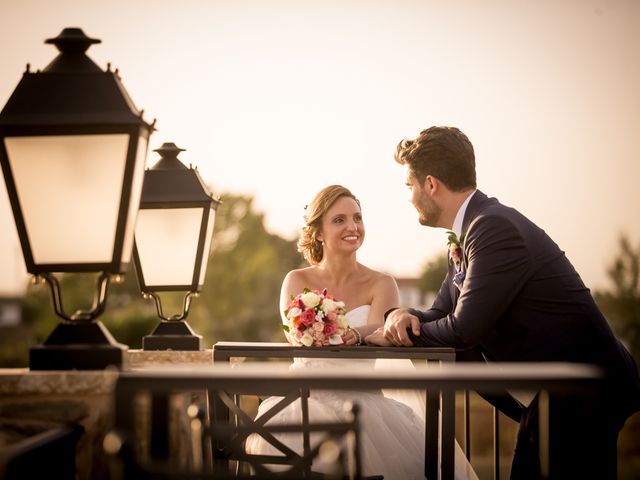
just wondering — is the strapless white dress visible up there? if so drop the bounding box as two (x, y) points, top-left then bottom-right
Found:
(245, 306), (477, 480)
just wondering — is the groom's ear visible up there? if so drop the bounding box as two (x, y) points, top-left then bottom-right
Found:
(424, 175), (438, 194)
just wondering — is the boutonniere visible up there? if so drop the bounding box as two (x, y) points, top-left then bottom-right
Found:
(446, 231), (465, 268)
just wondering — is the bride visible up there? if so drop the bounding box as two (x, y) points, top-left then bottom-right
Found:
(245, 185), (477, 480)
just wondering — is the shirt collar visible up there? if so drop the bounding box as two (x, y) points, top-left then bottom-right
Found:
(451, 189), (477, 238)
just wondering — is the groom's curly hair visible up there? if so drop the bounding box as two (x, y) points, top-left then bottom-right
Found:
(298, 185), (360, 265)
(395, 126), (476, 191)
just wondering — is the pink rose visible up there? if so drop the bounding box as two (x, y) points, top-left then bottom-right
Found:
(312, 322), (324, 333)
(323, 322), (337, 336)
(326, 311), (337, 321)
(449, 244), (463, 264)
(301, 309), (316, 326)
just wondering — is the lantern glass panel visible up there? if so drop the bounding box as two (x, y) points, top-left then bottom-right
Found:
(120, 136), (149, 264)
(4, 133), (130, 264)
(135, 207), (203, 287)
(198, 207), (216, 285)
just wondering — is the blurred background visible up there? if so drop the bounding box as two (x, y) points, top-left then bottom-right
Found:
(0, 1), (638, 477)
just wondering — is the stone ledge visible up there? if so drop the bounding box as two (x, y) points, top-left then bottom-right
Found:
(126, 348), (213, 370)
(0, 369), (119, 396)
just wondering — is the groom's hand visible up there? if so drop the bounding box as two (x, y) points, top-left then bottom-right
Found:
(384, 308), (420, 346)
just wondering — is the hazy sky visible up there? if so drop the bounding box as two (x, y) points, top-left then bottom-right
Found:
(1, 0), (639, 296)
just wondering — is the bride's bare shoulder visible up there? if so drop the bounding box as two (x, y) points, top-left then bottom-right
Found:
(283, 267), (318, 291)
(358, 263), (397, 286)
(284, 266), (315, 280)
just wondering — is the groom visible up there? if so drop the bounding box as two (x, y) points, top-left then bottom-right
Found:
(366, 126), (640, 479)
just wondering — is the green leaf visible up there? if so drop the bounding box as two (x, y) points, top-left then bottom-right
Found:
(282, 325), (290, 333)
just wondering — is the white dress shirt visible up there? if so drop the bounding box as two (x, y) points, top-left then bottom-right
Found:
(451, 190), (477, 239)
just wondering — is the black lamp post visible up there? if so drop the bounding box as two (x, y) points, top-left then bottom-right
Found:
(133, 142), (220, 351)
(0, 28), (154, 369)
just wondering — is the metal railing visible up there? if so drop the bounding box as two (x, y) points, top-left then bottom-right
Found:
(103, 352), (602, 480)
(211, 343), (602, 480)
(0, 424), (83, 480)
(212, 342), (455, 479)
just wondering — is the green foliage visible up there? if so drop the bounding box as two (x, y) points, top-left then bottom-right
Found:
(418, 253), (449, 293)
(192, 193), (303, 345)
(445, 230), (464, 248)
(594, 234), (640, 363)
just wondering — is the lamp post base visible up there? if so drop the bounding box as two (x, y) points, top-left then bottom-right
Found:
(143, 320), (203, 351)
(30, 321), (127, 370)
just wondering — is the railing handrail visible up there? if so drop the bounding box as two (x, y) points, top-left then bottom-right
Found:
(118, 361), (603, 392)
(213, 341), (456, 361)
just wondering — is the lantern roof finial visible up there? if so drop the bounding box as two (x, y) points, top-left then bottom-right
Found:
(42, 28), (102, 74)
(151, 142), (189, 171)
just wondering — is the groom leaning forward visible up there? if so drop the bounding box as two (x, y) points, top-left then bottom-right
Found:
(366, 126), (640, 479)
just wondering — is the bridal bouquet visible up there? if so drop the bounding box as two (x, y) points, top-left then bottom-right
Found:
(282, 288), (350, 347)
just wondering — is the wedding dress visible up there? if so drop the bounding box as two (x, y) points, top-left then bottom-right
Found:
(245, 306), (477, 480)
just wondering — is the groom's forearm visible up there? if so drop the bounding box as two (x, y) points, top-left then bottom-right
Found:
(408, 307), (448, 323)
(408, 313), (471, 348)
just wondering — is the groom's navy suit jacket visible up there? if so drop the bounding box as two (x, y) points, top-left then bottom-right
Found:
(408, 190), (640, 424)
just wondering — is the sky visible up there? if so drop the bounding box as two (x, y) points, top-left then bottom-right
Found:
(1, 0), (639, 296)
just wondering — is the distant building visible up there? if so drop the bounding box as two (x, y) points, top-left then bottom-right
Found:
(395, 277), (434, 310)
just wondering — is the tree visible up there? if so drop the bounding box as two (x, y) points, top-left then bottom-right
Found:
(594, 234), (640, 363)
(418, 253), (448, 294)
(191, 193), (303, 344)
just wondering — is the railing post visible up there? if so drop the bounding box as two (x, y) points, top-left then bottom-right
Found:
(539, 390), (550, 479)
(493, 406), (500, 480)
(464, 390), (471, 460)
(441, 389), (456, 479)
(150, 393), (170, 460)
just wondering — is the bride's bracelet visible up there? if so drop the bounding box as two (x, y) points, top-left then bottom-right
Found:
(349, 327), (362, 346)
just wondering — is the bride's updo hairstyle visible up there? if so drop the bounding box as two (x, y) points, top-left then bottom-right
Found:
(298, 185), (360, 265)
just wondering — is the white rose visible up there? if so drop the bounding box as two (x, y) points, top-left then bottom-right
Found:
(287, 307), (302, 319)
(335, 300), (346, 309)
(337, 315), (350, 330)
(301, 292), (321, 308)
(290, 330), (303, 346)
(301, 332), (314, 346)
(321, 299), (337, 313)
(328, 334), (344, 345)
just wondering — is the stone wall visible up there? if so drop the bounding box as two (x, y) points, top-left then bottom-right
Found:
(0, 349), (213, 480)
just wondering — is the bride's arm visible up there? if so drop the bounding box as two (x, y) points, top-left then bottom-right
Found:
(345, 274), (399, 344)
(279, 270), (304, 344)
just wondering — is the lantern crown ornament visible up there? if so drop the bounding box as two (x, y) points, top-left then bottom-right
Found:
(0, 27), (154, 369)
(133, 142), (221, 350)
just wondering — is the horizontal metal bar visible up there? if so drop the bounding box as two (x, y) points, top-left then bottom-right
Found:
(213, 341), (456, 361)
(117, 362), (602, 396)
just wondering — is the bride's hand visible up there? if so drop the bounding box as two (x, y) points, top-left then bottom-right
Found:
(342, 327), (362, 346)
(364, 327), (392, 346)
